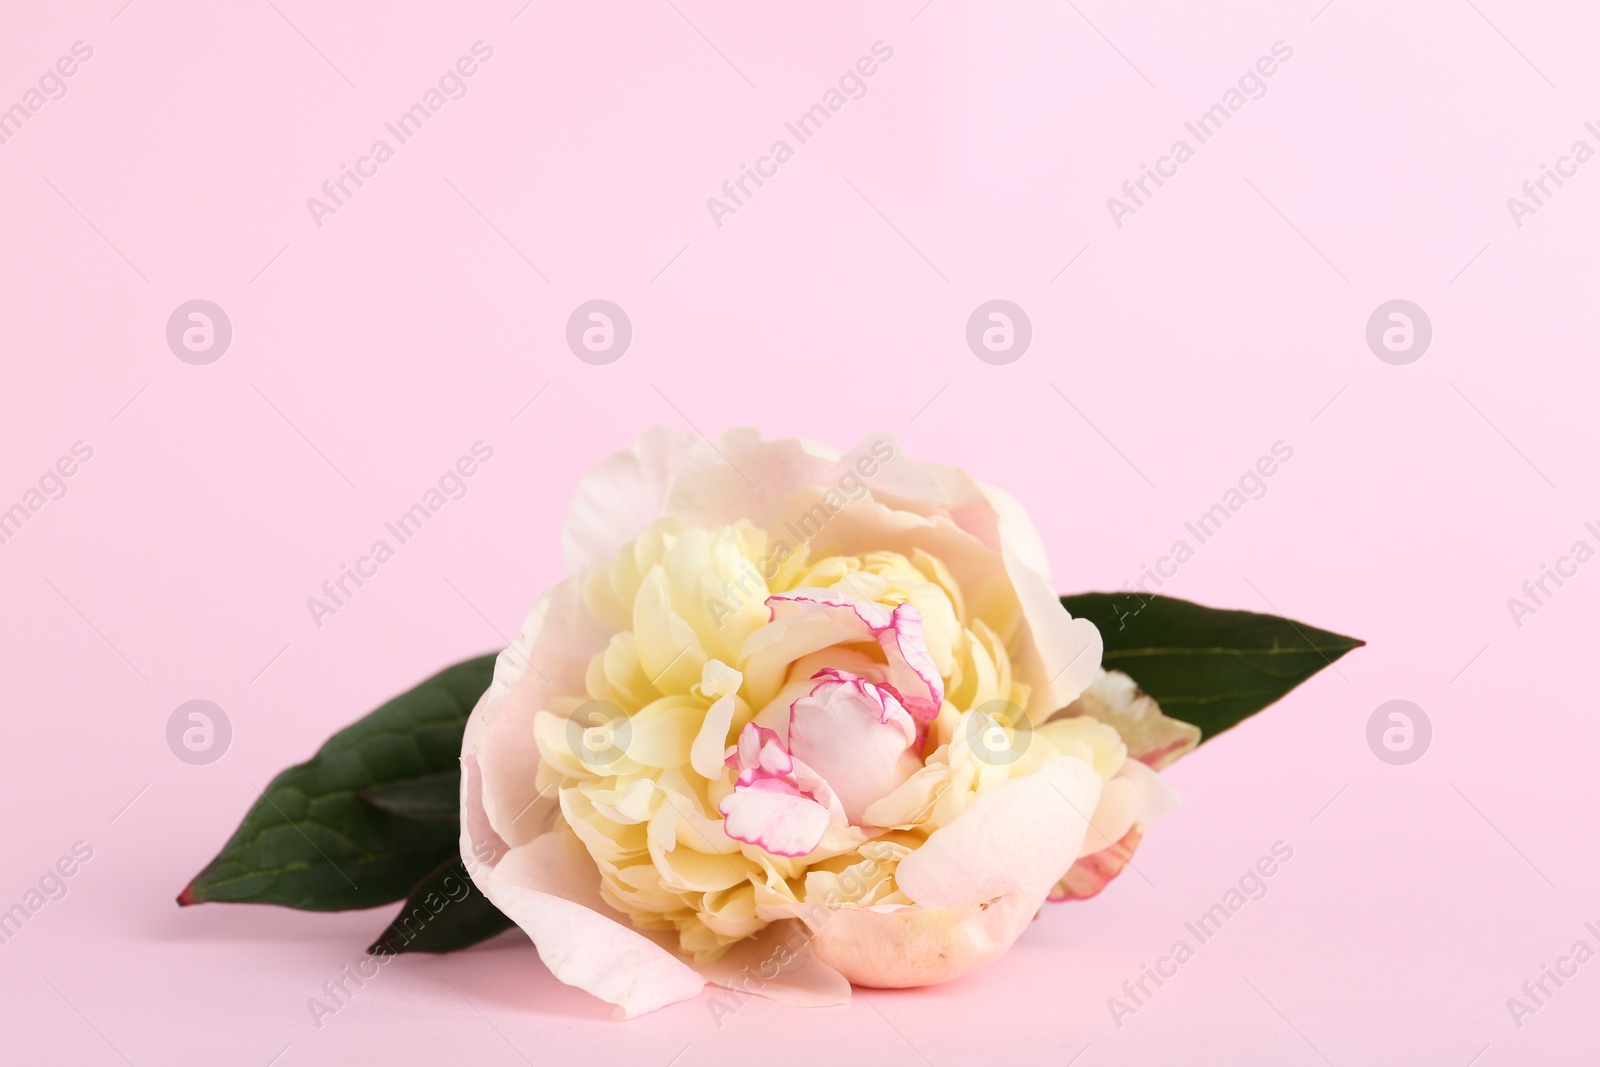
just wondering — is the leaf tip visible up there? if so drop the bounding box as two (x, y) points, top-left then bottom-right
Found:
(176, 883), (200, 907)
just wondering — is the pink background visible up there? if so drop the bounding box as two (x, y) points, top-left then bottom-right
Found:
(3, 0), (1597, 1063)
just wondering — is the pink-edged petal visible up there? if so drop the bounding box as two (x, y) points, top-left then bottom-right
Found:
(1053, 760), (1178, 900)
(698, 921), (851, 1006)
(718, 785), (832, 857)
(895, 757), (1103, 909)
(788, 671), (919, 824)
(729, 722), (792, 781)
(474, 829), (706, 1019)
(561, 426), (696, 576)
(1051, 825), (1143, 902)
(719, 723), (841, 856)
(761, 592), (944, 719)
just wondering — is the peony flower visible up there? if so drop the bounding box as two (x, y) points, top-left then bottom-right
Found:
(459, 428), (1197, 1018)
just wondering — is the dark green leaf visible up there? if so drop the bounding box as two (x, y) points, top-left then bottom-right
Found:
(1060, 592), (1362, 741)
(360, 771), (460, 822)
(367, 856), (516, 955)
(178, 653), (496, 911)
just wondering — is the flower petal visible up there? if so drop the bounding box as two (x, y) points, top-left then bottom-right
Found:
(1055, 668), (1200, 770)
(699, 921), (852, 1007)
(1002, 546), (1102, 714)
(895, 757), (1103, 909)
(690, 686), (741, 780)
(1051, 825), (1144, 902)
(472, 576), (611, 847)
(477, 829), (706, 1019)
(718, 783), (832, 858)
(758, 592), (943, 720)
(804, 890), (1043, 989)
(788, 670), (919, 824)
(562, 426), (696, 576)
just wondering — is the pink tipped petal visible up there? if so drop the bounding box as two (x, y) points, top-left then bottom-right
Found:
(480, 830), (707, 1019)
(1052, 825), (1143, 902)
(719, 722), (840, 857)
(763, 592), (944, 719)
(895, 757), (1103, 909)
(883, 602), (943, 719)
(788, 671), (919, 824)
(719, 786), (832, 857)
(730, 723), (792, 781)
(1053, 762), (1177, 899)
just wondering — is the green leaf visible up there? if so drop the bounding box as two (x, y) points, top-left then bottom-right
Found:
(360, 771), (460, 822)
(367, 857), (517, 956)
(1060, 592), (1363, 741)
(178, 653), (497, 911)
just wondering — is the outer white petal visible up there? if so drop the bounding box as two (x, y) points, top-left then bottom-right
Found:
(663, 429), (843, 531)
(1056, 668), (1201, 770)
(895, 757), (1103, 909)
(562, 426), (696, 576)
(1074, 759), (1177, 858)
(478, 831), (707, 1019)
(1003, 546), (1103, 716)
(470, 576), (613, 848)
(698, 921), (852, 1006)
(805, 891), (1044, 989)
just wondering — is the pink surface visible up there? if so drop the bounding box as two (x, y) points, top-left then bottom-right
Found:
(2, 0), (1597, 1063)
